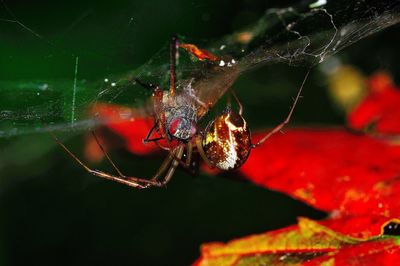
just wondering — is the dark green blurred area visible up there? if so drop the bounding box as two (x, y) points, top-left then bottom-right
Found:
(0, 1), (399, 266)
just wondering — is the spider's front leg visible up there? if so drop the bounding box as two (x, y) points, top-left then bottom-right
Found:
(51, 130), (185, 189)
(156, 145), (185, 185)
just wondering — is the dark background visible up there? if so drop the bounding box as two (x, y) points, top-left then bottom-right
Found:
(0, 0), (399, 265)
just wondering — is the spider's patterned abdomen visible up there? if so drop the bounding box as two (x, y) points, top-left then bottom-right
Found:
(202, 108), (251, 170)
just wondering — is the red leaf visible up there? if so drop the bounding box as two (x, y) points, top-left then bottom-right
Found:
(348, 72), (400, 134)
(86, 104), (400, 264)
(87, 103), (160, 157)
(235, 128), (400, 242)
(303, 238), (400, 266)
(319, 215), (391, 239)
(240, 129), (400, 218)
(194, 217), (400, 266)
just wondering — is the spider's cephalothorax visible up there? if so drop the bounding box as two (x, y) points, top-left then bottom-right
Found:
(202, 107), (251, 170)
(163, 93), (198, 141)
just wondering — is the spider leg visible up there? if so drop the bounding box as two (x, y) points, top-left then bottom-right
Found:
(251, 68), (311, 148)
(143, 122), (158, 143)
(150, 147), (176, 181)
(159, 145), (184, 185)
(230, 89), (243, 115)
(169, 35), (179, 96)
(182, 142), (200, 176)
(153, 91), (167, 138)
(154, 140), (171, 151)
(51, 132), (180, 189)
(168, 142), (193, 169)
(185, 141), (193, 166)
(91, 130), (124, 177)
(144, 137), (164, 143)
(194, 135), (215, 169)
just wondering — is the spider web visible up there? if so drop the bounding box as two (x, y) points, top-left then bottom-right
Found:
(0, 0), (399, 137)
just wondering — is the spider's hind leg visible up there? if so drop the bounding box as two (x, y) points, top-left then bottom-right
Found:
(251, 68), (311, 148)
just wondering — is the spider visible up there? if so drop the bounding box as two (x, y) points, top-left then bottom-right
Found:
(52, 36), (310, 189)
